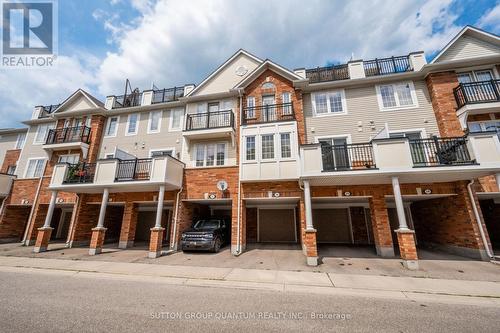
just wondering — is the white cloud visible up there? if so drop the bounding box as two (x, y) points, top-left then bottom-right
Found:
(477, 2), (500, 33)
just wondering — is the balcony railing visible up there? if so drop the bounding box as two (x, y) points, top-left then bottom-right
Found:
(38, 104), (60, 118)
(453, 79), (500, 109)
(63, 163), (96, 184)
(46, 126), (91, 145)
(152, 87), (184, 104)
(242, 103), (295, 125)
(306, 64), (350, 83)
(115, 158), (152, 181)
(364, 55), (412, 77)
(185, 110), (234, 131)
(321, 143), (376, 172)
(114, 92), (143, 109)
(409, 137), (475, 167)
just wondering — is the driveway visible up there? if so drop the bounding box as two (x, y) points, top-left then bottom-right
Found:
(0, 242), (499, 282)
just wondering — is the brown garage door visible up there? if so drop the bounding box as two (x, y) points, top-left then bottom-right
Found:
(258, 209), (296, 243)
(313, 208), (351, 243)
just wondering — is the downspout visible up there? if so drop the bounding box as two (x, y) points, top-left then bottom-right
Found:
(235, 88), (244, 256)
(170, 186), (183, 251)
(467, 179), (495, 260)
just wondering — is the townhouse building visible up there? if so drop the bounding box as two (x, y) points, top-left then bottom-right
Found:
(0, 25), (498, 269)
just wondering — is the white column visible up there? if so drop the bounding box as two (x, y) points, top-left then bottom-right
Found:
(97, 188), (109, 228)
(155, 185), (165, 228)
(391, 177), (409, 230)
(303, 180), (314, 230)
(42, 191), (58, 228)
(496, 173), (500, 192)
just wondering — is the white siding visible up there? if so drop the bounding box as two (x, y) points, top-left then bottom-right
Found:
(16, 122), (55, 178)
(438, 35), (500, 63)
(303, 80), (440, 143)
(0, 133), (20, 168)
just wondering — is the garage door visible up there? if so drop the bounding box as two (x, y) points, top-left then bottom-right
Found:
(258, 209), (296, 243)
(313, 208), (351, 243)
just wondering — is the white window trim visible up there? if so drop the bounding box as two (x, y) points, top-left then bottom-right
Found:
(15, 133), (26, 149)
(23, 157), (46, 179)
(311, 89), (348, 117)
(260, 133), (276, 161)
(149, 147), (176, 158)
(314, 134), (352, 144)
(147, 111), (162, 134)
(279, 132), (294, 160)
(58, 154), (80, 165)
(457, 67), (498, 81)
(192, 142), (228, 168)
(244, 135), (257, 162)
(104, 116), (120, 138)
(467, 120), (500, 132)
(125, 113), (140, 136)
(169, 109), (184, 132)
(388, 128), (427, 139)
(33, 123), (54, 145)
(376, 81), (419, 111)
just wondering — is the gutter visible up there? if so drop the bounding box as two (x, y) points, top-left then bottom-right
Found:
(235, 88), (244, 256)
(170, 186), (183, 251)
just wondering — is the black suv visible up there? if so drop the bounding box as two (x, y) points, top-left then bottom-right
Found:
(181, 217), (230, 253)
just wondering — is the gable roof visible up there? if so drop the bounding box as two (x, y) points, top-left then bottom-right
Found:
(54, 89), (104, 114)
(431, 25), (500, 64)
(233, 59), (304, 89)
(186, 49), (263, 97)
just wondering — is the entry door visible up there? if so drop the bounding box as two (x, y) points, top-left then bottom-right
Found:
(258, 209), (296, 242)
(262, 95), (276, 122)
(313, 208), (351, 243)
(56, 210), (72, 239)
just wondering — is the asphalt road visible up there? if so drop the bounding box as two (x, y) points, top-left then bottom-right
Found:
(0, 268), (498, 333)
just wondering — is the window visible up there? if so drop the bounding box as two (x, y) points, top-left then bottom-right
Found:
(312, 90), (346, 116)
(261, 134), (274, 159)
(194, 143), (226, 167)
(148, 111), (162, 133)
(377, 82), (417, 110)
(282, 92), (292, 115)
(262, 82), (275, 90)
(150, 149), (173, 157)
(15, 133), (26, 149)
(197, 103), (207, 114)
(105, 117), (119, 137)
(475, 70), (493, 81)
(126, 114), (139, 136)
(25, 158), (45, 178)
(458, 70), (494, 83)
(246, 136), (256, 161)
(104, 153), (115, 159)
(169, 109), (183, 131)
(6, 165), (16, 175)
(389, 131), (422, 140)
(34, 123), (53, 144)
(246, 97), (256, 118)
(58, 154), (79, 164)
(280, 133), (292, 158)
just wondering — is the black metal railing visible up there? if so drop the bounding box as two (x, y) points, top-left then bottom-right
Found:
(364, 55), (412, 77)
(306, 64), (350, 83)
(45, 126), (91, 145)
(152, 87), (184, 104)
(63, 163), (96, 184)
(38, 104), (60, 118)
(185, 110), (234, 131)
(115, 158), (152, 181)
(242, 103), (295, 125)
(453, 79), (500, 108)
(114, 92), (143, 109)
(321, 143), (376, 172)
(409, 137), (475, 167)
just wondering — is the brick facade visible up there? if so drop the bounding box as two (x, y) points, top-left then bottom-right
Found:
(0, 149), (21, 174)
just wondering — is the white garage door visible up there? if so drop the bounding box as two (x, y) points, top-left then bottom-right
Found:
(313, 208), (351, 243)
(258, 209), (296, 243)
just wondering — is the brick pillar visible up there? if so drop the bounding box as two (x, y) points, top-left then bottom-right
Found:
(426, 71), (465, 137)
(231, 195), (245, 255)
(89, 227), (106, 255)
(33, 227), (53, 253)
(119, 202), (138, 249)
(396, 229), (418, 270)
(68, 194), (98, 247)
(304, 230), (318, 266)
(369, 193), (395, 257)
(148, 227), (164, 258)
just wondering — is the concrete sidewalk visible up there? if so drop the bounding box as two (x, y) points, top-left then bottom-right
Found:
(0, 256), (499, 301)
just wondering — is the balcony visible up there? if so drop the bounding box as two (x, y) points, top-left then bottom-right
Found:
(363, 55), (412, 77)
(0, 173), (15, 198)
(242, 103), (295, 125)
(50, 155), (184, 193)
(454, 80), (500, 115)
(305, 64), (350, 83)
(151, 87), (184, 104)
(106, 86), (185, 110)
(300, 134), (500, 185)
(183, 110), (235, 140)
(43, 126), (91, 156)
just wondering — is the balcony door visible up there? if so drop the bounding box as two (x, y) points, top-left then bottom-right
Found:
(207, 102), (220, 128)
(389, 131), (426, 165)
(458, 70), (496, 103)
(262, 95), (276, 122)
(319, 137), (349, 171)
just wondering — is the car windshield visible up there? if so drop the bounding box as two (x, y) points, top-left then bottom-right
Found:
(193, 219), (221, 229)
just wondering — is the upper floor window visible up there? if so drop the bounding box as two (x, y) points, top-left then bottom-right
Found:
(311, 90), (347, 116)
(246, 96), (256, 119)
(148, 111), (162, 133)
(34, 123), (54, 144)
(376, 82), (417, 111)
(280, 133), (292, 158)
(282, 92), (292, 115)
(150, 149), (174, 157)
(458, 70), (494, 83)
(246, 136), (256, 161)
(169, 109), (183, 131)
(262, 82), (275, 90)
(58, 154), (79, 165)
(15, 133), (26, 149)
(261, 134), (275, 159)
(194, 143), (226, 167)
(6, 165), (16, 175)
(105, 116), (119, 137)
(25, 158), (45, 178)
(126, 113), (139, 136)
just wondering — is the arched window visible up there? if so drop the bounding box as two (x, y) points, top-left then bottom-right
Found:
(261, 82), (276, 90)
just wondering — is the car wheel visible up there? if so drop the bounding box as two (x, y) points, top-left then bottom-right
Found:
(213, 238), (221, 253)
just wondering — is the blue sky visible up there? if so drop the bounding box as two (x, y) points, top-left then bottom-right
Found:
(1, 0), (500, 127)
